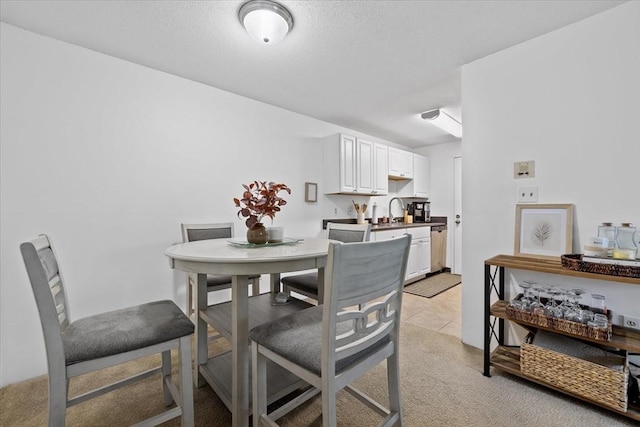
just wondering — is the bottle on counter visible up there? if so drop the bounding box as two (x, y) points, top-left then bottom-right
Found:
(371, 203), (378, 224)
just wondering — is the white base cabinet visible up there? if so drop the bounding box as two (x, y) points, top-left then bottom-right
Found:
(373, 226), (430, 282)
(406, 227), (431, 281)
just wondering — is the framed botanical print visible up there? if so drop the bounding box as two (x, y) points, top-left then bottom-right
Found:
(515, 204), (573, 259)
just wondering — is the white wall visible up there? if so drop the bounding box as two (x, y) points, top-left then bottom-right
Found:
(416, 141), (462, 268)
(0, 23), (399, 386)
(461, 2), (640, 349)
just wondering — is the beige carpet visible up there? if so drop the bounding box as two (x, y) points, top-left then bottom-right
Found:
(1, 323), (634, 426)
(404, 273), (462, 298)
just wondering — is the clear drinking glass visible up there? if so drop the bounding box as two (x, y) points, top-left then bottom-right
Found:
(591, 294), (607, 314)
(544, 285), (564, 318)
(518, 280), (537, 311)
(588, 313), (609, 329)
(564, 288), (586, 322)
(529, 287), (544, 315)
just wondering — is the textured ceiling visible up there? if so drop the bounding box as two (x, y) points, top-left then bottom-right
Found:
(0, 0), (625, 147)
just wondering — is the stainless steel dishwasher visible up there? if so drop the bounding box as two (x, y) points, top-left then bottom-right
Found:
(430, 225), (447, 273)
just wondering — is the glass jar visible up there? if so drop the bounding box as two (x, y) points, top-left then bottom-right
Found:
(597, 222), (615, 256)
(614, 223), (638, 260)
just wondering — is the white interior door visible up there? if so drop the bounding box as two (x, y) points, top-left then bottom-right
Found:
(453, 156), (462, 275)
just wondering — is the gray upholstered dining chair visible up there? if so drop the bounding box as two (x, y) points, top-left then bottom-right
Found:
(281, 222), (371, 302)
(250, 235), (411, 427)
(20, 234), (195, 427)
(181, 222), (261, 317)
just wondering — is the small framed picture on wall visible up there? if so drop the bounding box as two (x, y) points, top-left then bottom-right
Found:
(305, 182), (317, 203)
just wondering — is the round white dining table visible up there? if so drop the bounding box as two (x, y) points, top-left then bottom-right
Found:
(165, 237), (331, 427)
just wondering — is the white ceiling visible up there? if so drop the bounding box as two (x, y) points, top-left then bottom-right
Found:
(0, 0), (625, 148)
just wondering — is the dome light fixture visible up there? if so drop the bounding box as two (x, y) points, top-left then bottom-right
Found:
(420, 109), (463, 138)
(239, 0), (294, 45)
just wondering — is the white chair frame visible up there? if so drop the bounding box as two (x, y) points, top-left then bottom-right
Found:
(252, 235), (410, 427)
(181, 222), (261, 317)
(282, 222), (371, 302)
(20, 234), (194, 427)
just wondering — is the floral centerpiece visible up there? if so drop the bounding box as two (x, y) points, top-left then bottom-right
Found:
(233, 181), (291, 244)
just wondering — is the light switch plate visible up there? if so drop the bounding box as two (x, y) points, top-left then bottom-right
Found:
(514, 160), (535, 179)
(517, 186), (538, 203)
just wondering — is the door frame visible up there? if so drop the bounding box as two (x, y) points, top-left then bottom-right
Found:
(453, 156), (462, 275)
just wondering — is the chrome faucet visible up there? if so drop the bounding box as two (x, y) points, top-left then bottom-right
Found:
(388, 197), (404, 223)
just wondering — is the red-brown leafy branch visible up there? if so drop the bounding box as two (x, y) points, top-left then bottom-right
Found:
(233, 181), (291, 229)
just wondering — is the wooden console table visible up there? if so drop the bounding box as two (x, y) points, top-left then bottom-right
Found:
(484, 254), (640, 421)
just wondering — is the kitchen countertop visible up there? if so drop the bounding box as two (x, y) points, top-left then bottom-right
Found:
(322, 216), (447, 231)
(370, 222), (446, 231)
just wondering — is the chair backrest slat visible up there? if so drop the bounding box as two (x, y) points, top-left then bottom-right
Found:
(326, 222), (371, 243)
(181, 222), (234, 243)
(322, 235), (410, 371)
(21, 235), (69, 372)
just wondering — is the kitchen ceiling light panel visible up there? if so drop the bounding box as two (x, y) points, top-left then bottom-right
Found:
(421, 109), (463, 138)
(239, 0), (294, 45)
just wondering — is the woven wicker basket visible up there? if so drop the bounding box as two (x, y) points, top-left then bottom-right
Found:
(505, 298), (612, 341)
(561, 254), (640, 278)
(521, 335), (628, 412)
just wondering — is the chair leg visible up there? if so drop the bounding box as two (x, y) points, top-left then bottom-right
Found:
(252, 342), (267, 427)
(186, 276), (194, 318)
(162, 350), (172, 406)
(387, 352), (403, 426)
(251, 278), (260, 296)
(48, 369), (67, 427)
(322, 390), (338, 427)
(179, 335), (195, 427)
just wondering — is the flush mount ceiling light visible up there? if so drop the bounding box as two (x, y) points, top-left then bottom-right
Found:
(239, 0), (294, 45)
(421, 109), (463, 138)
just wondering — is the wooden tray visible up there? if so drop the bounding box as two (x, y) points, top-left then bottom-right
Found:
(561, 254), (640, 279)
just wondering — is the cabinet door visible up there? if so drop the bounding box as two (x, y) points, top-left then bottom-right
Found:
(340, 134), (357, 193)
(356, 138), (374, 194)
(418, 238), (432, 274)
(373, 143), (389, 195)
(406, 240), (420, 279)
(400, 150), (414, 179)
(397, 154), (429, 198)
(388, 147), (414, 179)
(373, 228), (406, 242)
(388, 147), (406, 178)
(412, 154), (429, 198)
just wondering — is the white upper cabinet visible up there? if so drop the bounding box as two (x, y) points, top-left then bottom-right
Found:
(388, 147), (414, 179)
(356, 138), (374, 194)
(397, 154), (429, 198)
(323, 134), (388, 195)
(373, 143), (389, 195)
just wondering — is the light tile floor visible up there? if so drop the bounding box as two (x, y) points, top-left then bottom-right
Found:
(402, 281), (461, 339)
